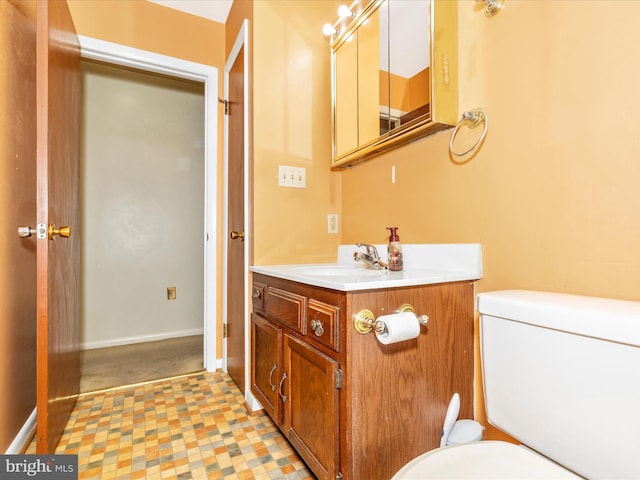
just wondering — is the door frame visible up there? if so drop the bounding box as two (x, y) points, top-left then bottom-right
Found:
(222, 20), (254, 402)
(78, 36), (219, 370)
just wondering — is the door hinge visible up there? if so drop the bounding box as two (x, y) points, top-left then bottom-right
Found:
(218, 98), (229, 115)
(223, 323), (228, 338)
(335, 369), (343, 389)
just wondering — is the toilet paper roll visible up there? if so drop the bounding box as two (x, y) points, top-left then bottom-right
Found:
(375, 312), (421, 345)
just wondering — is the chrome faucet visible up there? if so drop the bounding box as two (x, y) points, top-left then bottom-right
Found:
(353, 243), (388, 270)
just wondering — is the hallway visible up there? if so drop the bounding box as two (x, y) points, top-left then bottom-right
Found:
(80, 335), (204, 393)
(29, 371), (313, 479)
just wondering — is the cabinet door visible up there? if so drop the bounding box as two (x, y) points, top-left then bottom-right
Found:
(250, 313), (282, 423)
(283, 334), (340, 480)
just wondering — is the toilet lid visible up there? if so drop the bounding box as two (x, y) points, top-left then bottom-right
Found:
(391, 441), (582, 479)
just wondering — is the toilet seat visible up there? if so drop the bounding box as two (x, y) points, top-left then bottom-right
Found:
(391, 441), (582, 479)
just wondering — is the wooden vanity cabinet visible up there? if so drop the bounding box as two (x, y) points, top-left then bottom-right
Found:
(251, 277), (345, 480)
(251, 273), (475, 480)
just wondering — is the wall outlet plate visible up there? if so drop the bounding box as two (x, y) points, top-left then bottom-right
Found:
(328, 214), (339, 234)
(167, 287), (176, 300)
(278, 165), (306, 188)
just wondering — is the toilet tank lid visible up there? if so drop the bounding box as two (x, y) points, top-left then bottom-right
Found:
(476, 290), (640, 347)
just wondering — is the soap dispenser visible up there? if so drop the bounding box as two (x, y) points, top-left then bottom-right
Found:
(386, 227), (404, 271)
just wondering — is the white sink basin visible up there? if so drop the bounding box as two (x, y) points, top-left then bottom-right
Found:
(250, 244), (482, 291)
(290, 265), (387, 277)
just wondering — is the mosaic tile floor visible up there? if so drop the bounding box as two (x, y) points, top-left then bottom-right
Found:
(32, 371), (315, 479)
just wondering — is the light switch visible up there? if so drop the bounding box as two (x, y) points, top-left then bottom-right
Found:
(278, 165), (306, 188)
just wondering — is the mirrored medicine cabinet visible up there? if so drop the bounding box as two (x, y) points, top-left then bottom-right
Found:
(330, 0), (458, 168)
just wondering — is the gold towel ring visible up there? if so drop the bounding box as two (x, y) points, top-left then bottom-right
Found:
(449, 108), (488, 157)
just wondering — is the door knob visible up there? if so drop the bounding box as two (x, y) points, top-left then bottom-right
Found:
(18, 224), (47, 239)
(48, 224), (71, 240)
(230, 231), (244, 241)
(18, 226), (37, 238)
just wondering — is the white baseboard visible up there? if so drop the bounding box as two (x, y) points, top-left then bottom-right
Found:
(81, 328), (204, 350)
(6, 408), (36, 454)
(245, 390), (263, 414)
(208, 358), (223, 372)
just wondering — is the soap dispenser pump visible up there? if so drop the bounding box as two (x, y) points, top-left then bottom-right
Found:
(386, 227), (403, 271)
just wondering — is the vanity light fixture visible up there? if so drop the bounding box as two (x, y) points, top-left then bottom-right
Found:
(322, 0), (361, 37)
(322, 23), (338, 36)
(479, 0), (504, 17)
(338, 4), (356, 19)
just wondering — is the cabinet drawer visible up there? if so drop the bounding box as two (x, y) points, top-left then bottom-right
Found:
(307, 299), (340, 352)
(266, 287), (306, 333)
(252, 282), (266, 313)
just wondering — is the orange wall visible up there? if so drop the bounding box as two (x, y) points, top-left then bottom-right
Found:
(341, 0), (640, 438)
(382, 67), (430, 113)
(344, 0), (640, 299)
(66, 1), (223, 67)
(408, 68), (429, 111)
(252, 0), (342, 265)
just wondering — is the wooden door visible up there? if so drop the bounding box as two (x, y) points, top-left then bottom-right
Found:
(283, 334), (340, 480)
(35, 0), (81, 454)
(1, 0), (38, 452)
(226, 44), (246, 392)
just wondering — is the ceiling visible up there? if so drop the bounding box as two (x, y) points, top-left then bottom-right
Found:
(147, 0), (427, 79)
(147, 0), (233, 23)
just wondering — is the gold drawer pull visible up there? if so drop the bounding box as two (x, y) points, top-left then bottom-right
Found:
(268, 363), (277, 391)
(279, 373), (288, 403)
(310, 318), (325, 337)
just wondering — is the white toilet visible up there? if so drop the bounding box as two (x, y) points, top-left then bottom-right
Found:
(392, 290), (640, 479)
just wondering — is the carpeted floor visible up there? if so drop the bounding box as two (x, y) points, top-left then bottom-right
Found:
(80, 335), (204, 393)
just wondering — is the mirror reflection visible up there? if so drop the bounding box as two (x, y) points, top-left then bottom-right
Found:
(331, 0), (456, 168)
(335, 33), (358, 156)
(356, 6), (381, 147)
(384, 0), (431, 131)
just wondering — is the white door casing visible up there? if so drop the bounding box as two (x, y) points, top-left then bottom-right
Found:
(78, 36), (219, 371)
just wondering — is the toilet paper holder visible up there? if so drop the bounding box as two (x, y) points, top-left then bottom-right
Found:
(353, 304), (429, 335)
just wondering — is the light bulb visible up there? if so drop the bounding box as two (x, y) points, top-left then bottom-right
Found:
(338, 5), (352, 18)
(322, 23), (336, 36)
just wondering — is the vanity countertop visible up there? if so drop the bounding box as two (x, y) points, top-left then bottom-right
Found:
(250, 244), (482, 292)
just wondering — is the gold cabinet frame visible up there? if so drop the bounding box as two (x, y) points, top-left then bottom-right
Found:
(330, 0), (458, 168)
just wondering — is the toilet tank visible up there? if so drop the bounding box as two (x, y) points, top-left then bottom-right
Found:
(477, 290), (640, 479)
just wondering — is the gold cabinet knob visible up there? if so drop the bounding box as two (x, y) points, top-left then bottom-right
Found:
(230, 231), (244, 241)
(48, 224), (71, 240)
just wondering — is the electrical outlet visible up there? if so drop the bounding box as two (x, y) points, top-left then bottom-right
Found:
(328, 214), (339, 234)
(167, 287), (176, 300)
(278, 165), (306, 188)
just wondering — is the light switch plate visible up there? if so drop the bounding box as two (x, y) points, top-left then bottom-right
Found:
(278, 165), (306, 188)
